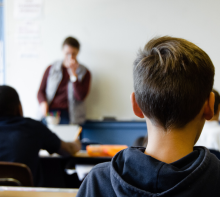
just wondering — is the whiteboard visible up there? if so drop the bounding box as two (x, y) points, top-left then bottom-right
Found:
(4, 0), (220, 121)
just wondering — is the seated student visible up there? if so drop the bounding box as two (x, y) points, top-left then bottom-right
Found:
(77, 36), (220, 197)
(133, 135), (148, 147)
(0, 85), (81, 186)
(196, 89), (220, 156)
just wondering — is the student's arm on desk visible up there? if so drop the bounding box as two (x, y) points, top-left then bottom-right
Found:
(58, 139), (81, 156)
(39, 122), (81, 156)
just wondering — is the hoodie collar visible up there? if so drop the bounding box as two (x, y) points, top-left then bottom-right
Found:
(110, 146), (209, 197)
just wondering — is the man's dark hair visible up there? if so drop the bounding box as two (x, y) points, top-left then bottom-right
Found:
(212, 89), (220, 115)
(133, 36), (215, 130)
(0, 85), (21, 117)
(62, 37), (80, 50)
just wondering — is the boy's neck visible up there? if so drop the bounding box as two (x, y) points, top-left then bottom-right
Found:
(144, 118), (204, 164)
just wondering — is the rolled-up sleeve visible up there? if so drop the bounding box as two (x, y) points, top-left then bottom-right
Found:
(37, 66), (51, 104)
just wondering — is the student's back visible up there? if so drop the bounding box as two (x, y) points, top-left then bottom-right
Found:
(0, 116), (60, 185)
(77, 36), (220, 197)
(0, 86), (81, 186)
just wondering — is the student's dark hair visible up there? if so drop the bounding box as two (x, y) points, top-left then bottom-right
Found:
(0, 85), (21, 117)
(212, 89), (220, 115)
(133, 136), (148, 147)
(62, 37), (80, 50)
(133, 36), (215, 130)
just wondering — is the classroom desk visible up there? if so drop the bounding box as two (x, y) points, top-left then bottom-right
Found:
(39, 150), (112, 188)
(40, 150), (112, 165)
(68, 150), (112, 165)
(0, 186), (78, 197)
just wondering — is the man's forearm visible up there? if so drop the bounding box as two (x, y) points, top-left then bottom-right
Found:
(38, 66), (51, 104)
(37, 91), (47, 104)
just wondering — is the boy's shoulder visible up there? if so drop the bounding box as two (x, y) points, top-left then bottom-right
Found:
(85, 161), (112, 183)
(23, 117), (41, 123)
(19, 117), (53, 137)
(23, 117), (48, 129)
(78, 147), (220, 197)
(92, 161), (110, 170)
(77, 161), (116, 197)
(86, 162), (111, 179)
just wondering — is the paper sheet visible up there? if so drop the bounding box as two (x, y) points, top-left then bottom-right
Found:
(14, 0), (43, 20)
(47, 125), (81, 142)
(15, 21), (41, 41)
(14, 21), (41, 60)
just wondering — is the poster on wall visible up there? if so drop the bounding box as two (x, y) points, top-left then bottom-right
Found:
(14, 0), (43, 20)
(15, 21), (41, 41)
(14, 21), (41, 59)
(13, 0), (43, 60)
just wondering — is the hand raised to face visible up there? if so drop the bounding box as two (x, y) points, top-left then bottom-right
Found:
(66, 57), (79, 77)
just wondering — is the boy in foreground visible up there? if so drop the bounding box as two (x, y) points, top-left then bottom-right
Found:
(77, 36), (220, 197)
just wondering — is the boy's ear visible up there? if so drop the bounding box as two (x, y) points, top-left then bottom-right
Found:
(131, 92), (145, 118)
(203, 92), (215, 120)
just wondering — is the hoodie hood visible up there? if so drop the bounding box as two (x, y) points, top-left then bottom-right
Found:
(77, 146), (220, 197)
(110, 146), (218, 197)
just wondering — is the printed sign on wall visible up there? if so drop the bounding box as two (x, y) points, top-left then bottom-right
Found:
(14, 0), (43, 19)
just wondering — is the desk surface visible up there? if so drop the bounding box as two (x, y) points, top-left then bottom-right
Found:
(0, 186), (78, 197)
(74, 150), (111, 158)
(40, 149), (111, 159)
(39, 150), (112, 166)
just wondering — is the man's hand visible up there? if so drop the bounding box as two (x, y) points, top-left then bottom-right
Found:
(40, 101), (48, 117)
(66, 58), (79, 77)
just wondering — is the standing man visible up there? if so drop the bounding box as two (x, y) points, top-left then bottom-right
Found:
(38, 37), (91, 124)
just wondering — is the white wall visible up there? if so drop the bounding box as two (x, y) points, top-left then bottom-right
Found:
(4, 0), (220, 120)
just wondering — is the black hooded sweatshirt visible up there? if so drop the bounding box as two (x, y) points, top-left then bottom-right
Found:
(77, 146), (220, 197)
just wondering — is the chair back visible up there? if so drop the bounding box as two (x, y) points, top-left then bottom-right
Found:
(0, 162), (33, 186)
